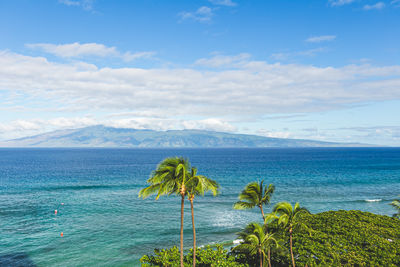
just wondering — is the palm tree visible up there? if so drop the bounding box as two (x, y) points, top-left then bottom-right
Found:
(234, 181), (275, 263)
(138, 157), (191, 267)
(390, 196), (400, 218)
(266, 202), (310, 267)
(233, 222), (278, 267)
(233, 181), (275, 220)
(186, 167), (219, 267)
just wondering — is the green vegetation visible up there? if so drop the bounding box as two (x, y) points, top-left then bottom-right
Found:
(233, 181), (275, 265)
(186, 167), (220, 267)
(139, 157), (219, 267)
(140, 159), (400, 267)
(233, 181), (274, 220)
(266, 202), (311, 267)
(140, 245), (247, 267)
(390, 196), (400, 218)
(140, 210), (400, 266)
(270, 210), (400, 266)
(232, 222), (278, 267)
(139, 157), (191, 267)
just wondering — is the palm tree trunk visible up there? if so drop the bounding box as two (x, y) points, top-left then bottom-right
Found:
(262, 252), (266, 267)
(190, 196), (196, 267)
(180, 194), (185, 267)
(259, 249), (263, 267)
(259, 205), (270, 266)
(259, 205), (265, 220)
(267, 248), (271, 267)
(289, 229), (295, 267)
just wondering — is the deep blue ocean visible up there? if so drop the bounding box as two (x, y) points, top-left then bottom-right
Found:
(0, 148), (399, 266)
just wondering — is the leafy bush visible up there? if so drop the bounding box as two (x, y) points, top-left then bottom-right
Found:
(142, 210), (400, 266)
(140, 244), (248, 267)
(269, 210), (400, 266)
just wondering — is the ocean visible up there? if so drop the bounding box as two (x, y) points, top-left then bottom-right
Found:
(0, 148), (399, 266)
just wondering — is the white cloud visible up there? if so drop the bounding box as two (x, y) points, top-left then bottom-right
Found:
(392, 0), (400, 7)
(297, 47), (327, 57)
(59, 0), (81, 7)
(106, 111), (167, 119)
(122, 51), (155, 62)
(306, 35), (336, 43)
(209, 0), (237, 7)
(26, 42), (118, 58)
(326, 126), (400, 145)
(1, 51), (400, 121)
(0, 117), (96, 135)
(363, 2), (385, 10)
(329, 0), (356, 6)
(0, 116), (237, 140)
(59, 0), (94, 11)
(270, 47), (327, 60)
(182, 118), (237, 132)
(195, 53), (251, 68)
(255, 126), (400, 146)
(270, 53), (290, 61)
(179, 6), (214, 23)
(257, 129), (292, 139)
(26, 42), (155, 61)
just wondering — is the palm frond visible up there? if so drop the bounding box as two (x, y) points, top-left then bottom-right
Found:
(273, 201), (293, 215)
(138, 184), (161, 199)
(277, 214), (289, 227)
(238, 190), (258, 204)
(232, 243), (258, 255)
(261, 183), (275, 204)
(186, 167), (219, 197)
(264, 212), (279, 224)
(138, 157), (192, 200)
(233, 201), (255, 210)
(390, 197), (400, 218)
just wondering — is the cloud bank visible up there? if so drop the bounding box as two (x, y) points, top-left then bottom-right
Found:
(306, 35), (336, 43)
(363, 2), (385, 10)
(209, 0), (237, 7)
(329, 0), (355, 6)
(26, 42), (155, 62)
(179, 6), (214, 23)
(1, 51), (400, 119)
(59, 0), (95, 11)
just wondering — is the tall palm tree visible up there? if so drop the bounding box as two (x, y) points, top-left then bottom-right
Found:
(233, 181), (275, 220)
(233, 222), (278, 267)
(390, 196), (400, 218)
(266, 202), (310, 267)
(138, 157), (191, 267)
(186, 167), (219, 267)
(234, 181), (275, 263)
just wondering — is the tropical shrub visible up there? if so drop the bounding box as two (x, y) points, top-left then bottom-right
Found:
(390, 196), (400, 218)
(140, 244), (248, 267)
(269, 210), (400, 266)
(142, 211), (400, 266)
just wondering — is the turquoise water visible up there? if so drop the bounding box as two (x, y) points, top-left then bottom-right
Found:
(0, 148), (399, 266)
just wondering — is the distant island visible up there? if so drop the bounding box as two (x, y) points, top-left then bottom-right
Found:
(0, 125), (373, 148)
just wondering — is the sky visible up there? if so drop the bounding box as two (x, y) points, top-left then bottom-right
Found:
(0, 0), (399, 146)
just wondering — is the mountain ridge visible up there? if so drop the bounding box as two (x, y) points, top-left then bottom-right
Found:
(0, 125), (373, 148)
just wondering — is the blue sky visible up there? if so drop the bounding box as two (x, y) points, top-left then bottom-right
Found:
(0, 0), (399, 145)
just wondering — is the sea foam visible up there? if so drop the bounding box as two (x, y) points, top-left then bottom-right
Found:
(233, 239), (243, 244)
(365, 199), (382, 202)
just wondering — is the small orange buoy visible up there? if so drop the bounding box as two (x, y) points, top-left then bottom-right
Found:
(60, 232), (63, 237)
(55, 210), (57, 215)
